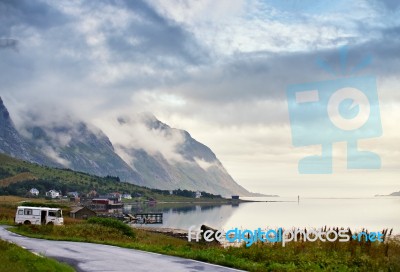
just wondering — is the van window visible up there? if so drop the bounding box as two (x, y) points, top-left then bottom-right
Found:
(24, 209), (32, 215)
(48, 211), (57, 217)
(18, 210), (23, 215)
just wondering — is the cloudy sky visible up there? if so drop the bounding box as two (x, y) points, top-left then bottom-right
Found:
(0, 0), (399, 197)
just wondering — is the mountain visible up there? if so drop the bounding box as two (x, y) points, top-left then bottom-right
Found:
(0, 97), (33, 161)
(23, 122), (144, 185)
(0, 97), (251, 196)
(115, 115), (250, 196)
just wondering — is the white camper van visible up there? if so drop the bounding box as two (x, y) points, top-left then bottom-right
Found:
(15, 206), (64, 225)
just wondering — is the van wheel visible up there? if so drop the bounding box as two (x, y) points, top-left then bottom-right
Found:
(23, 220), (31, 225)
(47, 222), (54, 226)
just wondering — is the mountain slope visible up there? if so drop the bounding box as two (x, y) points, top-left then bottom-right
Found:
(24, 122), (144, 185)
(0, 153), (223, 201)
(0, 97), (251, 196)
(0, 97), (34, 161)
(114, 115), (250, 196)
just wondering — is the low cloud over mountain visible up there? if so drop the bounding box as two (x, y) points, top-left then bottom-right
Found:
(0, 97), (250, 196)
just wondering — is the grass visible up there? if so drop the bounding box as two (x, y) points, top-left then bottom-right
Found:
(0, 239), (74, 272)
(0, 153), (152, 196)
(0, 203), (16, 225)
(0, 195), (48, 204)
(0, 172), (38, 187)
(10, 222), (400, 272)
(0, 196), (73, 225)
(87, 217), (135, 237)
(0, 153), (227, 203)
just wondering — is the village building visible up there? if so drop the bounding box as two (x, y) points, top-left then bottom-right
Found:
(109, 192), (122, 202)
(232, 195), (240, 200)
(87, 190), (98, 198)
(29, 188), (39, 196)
(67, 192), (79, 198)
(46, 190), (60, 199)
(89, 195), (123, 212)
(122, 193), (132, 199)
(70, 206), (97, 220)
(195, 191), (202, 198)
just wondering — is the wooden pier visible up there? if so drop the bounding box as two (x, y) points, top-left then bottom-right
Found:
(128, 213), (163, 224)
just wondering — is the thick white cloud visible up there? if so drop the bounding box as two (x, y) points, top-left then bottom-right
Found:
(93, 113), (186, 163)
(0, 0), (399, 197)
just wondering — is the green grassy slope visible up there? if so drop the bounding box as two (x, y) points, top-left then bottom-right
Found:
(0, 153), (223, 201)
(0, 239), (74, 272)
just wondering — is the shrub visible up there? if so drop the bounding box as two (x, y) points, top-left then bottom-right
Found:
(87, 217), (135, 238)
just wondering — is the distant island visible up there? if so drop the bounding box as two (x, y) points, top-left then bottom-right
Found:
(375, 190), (400, 197)
(249, 193), (279, 197)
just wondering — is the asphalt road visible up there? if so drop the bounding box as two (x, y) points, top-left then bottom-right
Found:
(0, 226), (244, 272)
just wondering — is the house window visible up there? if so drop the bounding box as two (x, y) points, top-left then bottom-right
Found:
(24, 209), (32, 215)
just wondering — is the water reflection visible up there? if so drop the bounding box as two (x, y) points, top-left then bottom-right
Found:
(125, 202), (239, 214)
(124, 202), (238, 229)
(123, 197), (400, 234)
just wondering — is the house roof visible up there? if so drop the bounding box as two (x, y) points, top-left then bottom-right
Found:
(71, 207), (90, 213)
(70, 207), (84, 213)
(70, 206), (96, 214)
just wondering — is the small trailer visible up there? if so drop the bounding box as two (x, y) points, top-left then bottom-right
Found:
(15, 206), (64, 225)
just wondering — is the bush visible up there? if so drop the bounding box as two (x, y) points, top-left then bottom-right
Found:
(87, 217), (135, 238)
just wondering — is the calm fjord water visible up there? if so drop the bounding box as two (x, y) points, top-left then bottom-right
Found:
(126, 197), (400, 234)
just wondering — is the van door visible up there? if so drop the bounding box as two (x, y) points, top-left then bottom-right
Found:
(41, 210), (46, 225)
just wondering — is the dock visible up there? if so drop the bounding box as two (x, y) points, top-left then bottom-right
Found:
(128, 213), (163, 224)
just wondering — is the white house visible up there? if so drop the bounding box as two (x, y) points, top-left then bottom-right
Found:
(109, 192), (122, 202)
(46, 190), (60, 199)
(29, 188), (39, 196)
(195, 191), (202, 199)
(122, 194), (132, 200)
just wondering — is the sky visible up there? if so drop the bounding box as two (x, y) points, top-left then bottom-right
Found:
(0, 0), (399, 197)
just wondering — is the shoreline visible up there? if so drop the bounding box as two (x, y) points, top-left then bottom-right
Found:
(133, 225), (189, 239)
(124, 198), (291, 205)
